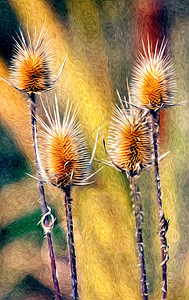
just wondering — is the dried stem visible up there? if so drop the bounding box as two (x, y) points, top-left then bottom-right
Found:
(30, 93), (61, 300)
(63, 186), (79, 300)
(152, 110), (169, 299)
(130, 176), (148, 300)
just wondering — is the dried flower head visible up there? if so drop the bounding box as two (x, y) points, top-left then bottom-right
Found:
(7, 26), (66, 94)
(107, 102), (153, 177)
(131, 40), (175, 111)
(37, 96), (90, 189)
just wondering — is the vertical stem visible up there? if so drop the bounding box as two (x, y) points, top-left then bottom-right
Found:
(130, 176), (148, 300)
(30, 93), (61, 300)
(64, 186), (79, 300)
(152, 111), (168, 299)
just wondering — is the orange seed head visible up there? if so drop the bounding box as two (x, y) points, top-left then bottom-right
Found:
(10, 28), (53, 93)
(38, 97), (90, 188)
(131, 40), (175, 111)
(108, 105), (153, 177)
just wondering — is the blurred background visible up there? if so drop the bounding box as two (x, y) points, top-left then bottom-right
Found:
(0, 0), (188, 299)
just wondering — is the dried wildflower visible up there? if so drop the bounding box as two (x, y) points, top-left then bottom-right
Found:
(131, 40), (175, 111)
(107, 104), (153, 177)
(37, 96), (90, 189)
(5, 25), (66, 94)
(37, 95), (96, 300)
(104, 94), (151, 299)
(1, 25), (66, 299)
(131, 39), (174, 298)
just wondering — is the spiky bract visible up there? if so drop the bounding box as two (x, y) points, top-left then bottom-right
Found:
(10, 27), (54, 94)
(38, 97), (90, 189)
(131, 40), (175, 111)
(107, 105), (153, 177)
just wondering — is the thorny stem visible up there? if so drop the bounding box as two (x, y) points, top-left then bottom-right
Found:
(152, 110), (169, 299)
(30, 93), (62, 300)
(130, 176), (148, 300)
(64, 186), (79, 300)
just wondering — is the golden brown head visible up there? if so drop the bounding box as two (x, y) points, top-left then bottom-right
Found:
(10, 27), (53, 94)
(108, 105), (153, 177)
(38, 97), (90, 189)
(131, 40), (175, 111)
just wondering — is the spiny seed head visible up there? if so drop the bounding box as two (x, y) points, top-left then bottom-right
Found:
(9, 27), (54, 94)
(37, 96), (90, 189)
(107, 103), (153, 177)
(131, 40), (175, 111)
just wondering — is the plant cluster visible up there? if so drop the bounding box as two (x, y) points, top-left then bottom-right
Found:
(3, 26), (176, 300)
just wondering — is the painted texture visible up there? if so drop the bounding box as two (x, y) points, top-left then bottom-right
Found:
(0, 0), (188, 299)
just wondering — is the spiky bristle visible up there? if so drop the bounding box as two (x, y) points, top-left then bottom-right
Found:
(37, 97), (90, 188)
(10, 27), (53, 93)
(107, 105), (153, 177)
(131, 40), (175, 111)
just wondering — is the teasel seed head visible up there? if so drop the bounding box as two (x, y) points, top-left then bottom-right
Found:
(6, 25), (66, 94)
(37, 96), (90, 189)
(107, 100), (153, 177)
(131, 39), (175, 111)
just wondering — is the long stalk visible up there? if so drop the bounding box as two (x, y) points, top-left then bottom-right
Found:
(63, 186), (79, 300)
(152, 110), (169, 299)
(30, 93), (61, 300)
(130, 176), (148, 300)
